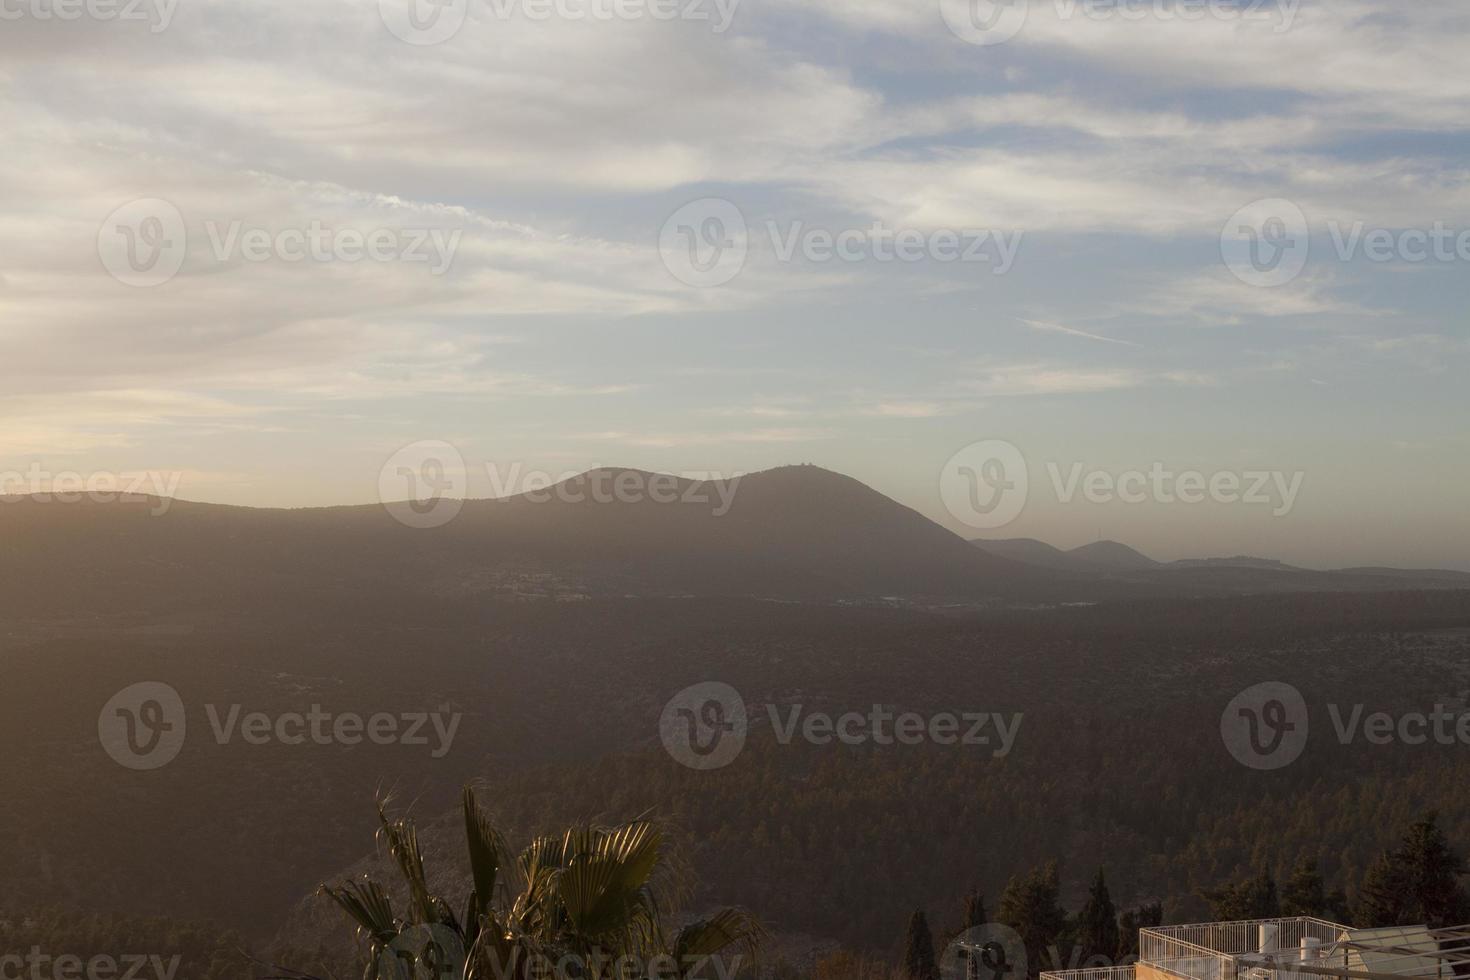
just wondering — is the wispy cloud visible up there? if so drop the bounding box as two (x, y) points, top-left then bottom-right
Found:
(1016, 317), (1140, 347)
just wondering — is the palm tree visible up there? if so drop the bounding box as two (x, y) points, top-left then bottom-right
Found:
(319, 786), (763, 980)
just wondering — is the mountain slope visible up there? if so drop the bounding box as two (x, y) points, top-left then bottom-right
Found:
(967, 537), (1081, 571)
(1070, 539), (1161, 570)
(971, 535), (1467, 594)
(0, 465), (1078, 616)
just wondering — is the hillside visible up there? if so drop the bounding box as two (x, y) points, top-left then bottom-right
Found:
(0, 465), (1100, 617)
(271, 591), (1470, 969)
(971, 536), (1468, 594)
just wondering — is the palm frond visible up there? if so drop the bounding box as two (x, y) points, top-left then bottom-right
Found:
(672, 907), (765, 975)
(375, 800), (438, 926)
(463, 786), (507, 928)
(318, 877), (400, 947)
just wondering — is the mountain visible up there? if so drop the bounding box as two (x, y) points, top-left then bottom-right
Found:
(0, 465), (1084, 617)
(1167, 555), (1300, 571)
(5, 464), (1470, 954)
(1069, 539), (1161, 570)
(1, 466), (1461, 623)
(966, 537), (1081, 571)
(971, 535), (1468, 594)
(971, 537), (1159, 573)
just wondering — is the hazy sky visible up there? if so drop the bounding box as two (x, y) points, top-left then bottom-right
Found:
(2, 0), (1468, 569)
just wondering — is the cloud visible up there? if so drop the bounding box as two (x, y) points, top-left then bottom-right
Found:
(2, 0), (1467, 482)
(576, 427), (834, 447)
(1133, 269), (1370, 324)
(961, 363), (1145, 396)
(1016, 317), (1139, 346)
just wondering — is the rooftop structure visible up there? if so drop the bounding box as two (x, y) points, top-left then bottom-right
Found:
(1041, 916), (1470, 980)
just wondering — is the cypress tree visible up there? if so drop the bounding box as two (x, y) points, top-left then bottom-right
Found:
(905, 910), (940, 980)
(1281, 858), (1347, 921)
(998, 861), (1067, 978)
(1118, 903), (1163, 961)
(964, 889), (988, 930)
(1205, 865), (1280, 921)
(1078, 868), (1121, 963)
(1356, 813), (1470, 928)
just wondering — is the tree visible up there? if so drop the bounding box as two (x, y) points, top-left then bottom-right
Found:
(318, 786), (764, 980)
(963, 890), (988, 931)
(998, 862), (1067, 978)
(903, 911), (939, 980)
(1280, 859), (1349, 921)
(1205, 865), (1280, 921)
(1356, 813), (1470, 929)
(1076, 869), (1120, 965)
(1281, 859), (1327, 917)
(959, 891), (989, 980)
(1117, 904), (1162, 962)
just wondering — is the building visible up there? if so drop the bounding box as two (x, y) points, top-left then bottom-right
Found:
(1041, 916), (1470, 980)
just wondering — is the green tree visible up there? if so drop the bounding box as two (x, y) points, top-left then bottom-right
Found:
(1076, 869), (1120, 964)
(1205, 865), (1280, 921)
(997, 862), (1067, 978)
(1281, 859), (1326, 917)
(1280, 859), (1349, 921)
(1117, 904), (1162, 962)
(958, 890), (989, 980)
(1355, 813), (1470, 928)
(319, 786), (763, 980)
(903, 911), (939, 980)
(963, 890), (988, 931)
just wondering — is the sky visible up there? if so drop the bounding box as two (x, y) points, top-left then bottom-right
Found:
(1, 0), (1468, 569)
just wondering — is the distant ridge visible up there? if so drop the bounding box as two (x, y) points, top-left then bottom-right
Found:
(971, 537), (1158, 571)
(0, 465), (1464, 621)
(1167, 555), (1299, 571)
(970, 535), (1468, 593)
(968, 537), (1079, 571)
(1070, 540), (1160, 570)
(0, 464), (1083, 616)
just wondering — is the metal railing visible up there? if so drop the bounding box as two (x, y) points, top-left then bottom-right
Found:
(1145, 919), (1349, 958)
(1041, 967), (1137, 980)
(1139, 932), (1236, 980)
(1139, 919), (1353, 980)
